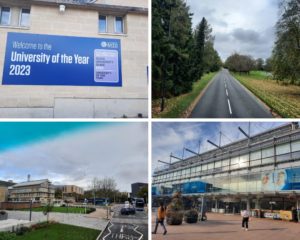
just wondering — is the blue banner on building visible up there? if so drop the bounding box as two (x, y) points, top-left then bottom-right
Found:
(2, 32), (122, 86)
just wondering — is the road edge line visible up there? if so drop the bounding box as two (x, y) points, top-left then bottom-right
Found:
(185, 71), (219, 118)
(96, 220), (111, 240)
(231, 73), (281, 118)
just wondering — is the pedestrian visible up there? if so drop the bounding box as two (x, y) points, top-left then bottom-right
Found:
(241, 209), (250, 231)
(152, 202), (167, 235)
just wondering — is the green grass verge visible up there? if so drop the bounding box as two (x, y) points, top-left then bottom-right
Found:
(21, 207), (94, 214)
(233, 71), (300, 118)
(152, 72), (217, 118)
(16, 223), (100, 240)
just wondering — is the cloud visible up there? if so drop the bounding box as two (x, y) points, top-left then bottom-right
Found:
(0, 123), (148, 192)
(186, 0), (279, 60)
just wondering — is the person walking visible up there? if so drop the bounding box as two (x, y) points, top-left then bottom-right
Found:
(152, 202), (167, 235)
(241, 209), (250, 231)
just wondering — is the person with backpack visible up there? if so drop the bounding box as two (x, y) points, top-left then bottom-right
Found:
(152, 202), (167, 235)
(241, 209), (250, 231)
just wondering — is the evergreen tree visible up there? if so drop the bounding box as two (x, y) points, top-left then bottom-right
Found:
(272, 0), (300, 84)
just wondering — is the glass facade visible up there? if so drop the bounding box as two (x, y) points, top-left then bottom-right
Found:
(153, 140), (300, 196)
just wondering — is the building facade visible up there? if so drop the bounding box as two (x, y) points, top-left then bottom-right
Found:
(152, 123), (300, 213)
(0, 180), (15, 202)
(0, 0), (148, 118)
(62, 185), (84, 195)
(8, 179), (55, 204)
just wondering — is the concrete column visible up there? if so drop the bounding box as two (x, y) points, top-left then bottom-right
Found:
(215, 200), (218, 210)
(297, 199), (300, 223)
(246, 199), (251, 211)
(255, 198), (260, 209)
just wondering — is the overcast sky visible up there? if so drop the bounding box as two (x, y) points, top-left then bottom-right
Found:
(152, 122), (295, 172)
(186, 0), (279, 61)
(0, 122), (148, 192)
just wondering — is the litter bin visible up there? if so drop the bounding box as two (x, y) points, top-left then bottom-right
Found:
(0, 210), (8, 220)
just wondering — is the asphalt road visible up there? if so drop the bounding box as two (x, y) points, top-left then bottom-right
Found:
(190, 69), (273, 118)
(101, 222), (146, 240)
(99, 204), (148, 240)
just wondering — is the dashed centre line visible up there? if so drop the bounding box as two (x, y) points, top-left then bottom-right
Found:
(224, 79), (232, 116)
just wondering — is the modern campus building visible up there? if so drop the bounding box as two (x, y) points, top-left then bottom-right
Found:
(62, 185), (84, 195)
(8, 179), (55, 204)
(152, 123), (300, 215)
(0, 0), (148, 118)
(0, 180), (15, 202)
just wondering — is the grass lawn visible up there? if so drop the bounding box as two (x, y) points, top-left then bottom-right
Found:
(233, 71), (300, 118)
(152, 72), (217, 118)
(16, 223), (100, 240)
(21, 207), (93, 214)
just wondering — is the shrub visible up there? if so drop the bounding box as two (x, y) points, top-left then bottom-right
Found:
(0, 232), (17, 240)
(184, 209), (198, 223)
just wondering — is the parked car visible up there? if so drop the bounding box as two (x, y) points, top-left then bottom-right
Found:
(121, 207), (136, 215)
(121, 201), (135, 215)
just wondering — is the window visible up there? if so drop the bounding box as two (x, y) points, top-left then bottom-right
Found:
(276, 143), (290, 155)
(0, 7), (10, 25)
(208, 162), (214, 170)
(262, 147), (274, 158)
(19, 8), (30, 27)
(99, 15), (107, 33)
(115, 16), (124, 33)
(250, 150), (261, 160)
(292, 140), (300, 152)
(215, 161), (222, 168)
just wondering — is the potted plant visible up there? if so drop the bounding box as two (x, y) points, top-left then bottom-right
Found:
(166, 192), (184, 225)
(184, 209), (198, 223)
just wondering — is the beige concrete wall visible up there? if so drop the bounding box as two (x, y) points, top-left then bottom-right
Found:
(0, 1), (148, 118)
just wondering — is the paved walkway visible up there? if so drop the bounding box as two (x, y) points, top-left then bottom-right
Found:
(6, 210), (108, 230)
(152, 213), (300, 240)
(0, 219), (31, 232)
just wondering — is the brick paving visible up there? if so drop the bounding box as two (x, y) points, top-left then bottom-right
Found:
(152, 212), (300, 240)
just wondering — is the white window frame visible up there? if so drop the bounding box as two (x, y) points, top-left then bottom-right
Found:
(98, 15), (107, 33)
(114, 16), (124, 34)
(0, 6), (11, 26)
(19, 8), (30, 27)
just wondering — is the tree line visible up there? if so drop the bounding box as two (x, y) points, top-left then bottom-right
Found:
(225, 0), (300, 84)
(152, 0), (222, 100)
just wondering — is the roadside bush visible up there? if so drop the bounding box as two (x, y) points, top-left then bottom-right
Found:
(86, 208), (96, 214)
(15, 226), (30, 236)
(0, 232), (17, 240)
(31, 221), (55, 230)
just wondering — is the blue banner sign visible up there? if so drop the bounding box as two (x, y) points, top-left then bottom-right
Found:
(2, 32), (122, 86)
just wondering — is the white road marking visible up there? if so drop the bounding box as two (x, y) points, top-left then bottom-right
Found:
(133, 225), (143, 240)
(226, 89), (229, 97)
(227, 99), (232, 115)
(120, 225), (124, 233)
(103, 222), (114, 240)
